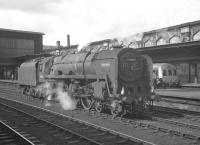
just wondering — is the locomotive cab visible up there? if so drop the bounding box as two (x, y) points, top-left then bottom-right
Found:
(18, 60), (39, 86)
(18, 56), (54, 97)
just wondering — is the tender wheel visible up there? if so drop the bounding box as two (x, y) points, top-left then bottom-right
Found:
(25, 87), (30, 96)
(29, 88), (35, 97)
(94, 100), (103, 113)
(22, 87), (27, 95)
(81, 97), (93, 110)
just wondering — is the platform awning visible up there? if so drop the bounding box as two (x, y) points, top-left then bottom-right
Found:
(138, 41), (200, 63)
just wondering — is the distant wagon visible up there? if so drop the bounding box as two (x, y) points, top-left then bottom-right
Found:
(153, 63), (180, 88)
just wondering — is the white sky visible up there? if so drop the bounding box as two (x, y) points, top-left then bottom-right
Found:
(0, 0), (200, 46)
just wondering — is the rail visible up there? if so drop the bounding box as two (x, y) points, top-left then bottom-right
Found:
(0, 120), (34, 145)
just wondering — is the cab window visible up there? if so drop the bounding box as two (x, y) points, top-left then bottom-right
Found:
(44, 61), (51, 74)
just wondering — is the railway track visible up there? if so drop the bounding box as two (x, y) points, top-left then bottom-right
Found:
(1, 95), (199, 144)
(0, 120), (35, 145)
(1, 82), (200, 144)
(0, 97), (147, 145)
(85, 109), (200, 143)
(152, 105), (200, 116)
(159, 95), (200, 106)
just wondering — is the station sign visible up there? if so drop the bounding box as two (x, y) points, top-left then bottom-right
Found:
(180, 27), (190, 33)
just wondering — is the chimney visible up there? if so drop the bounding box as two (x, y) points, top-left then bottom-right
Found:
(56, 41), (60, 49)
(67, 35), (70, 48)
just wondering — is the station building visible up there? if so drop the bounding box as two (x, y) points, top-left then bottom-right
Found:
(121, 20), (200, 84)
(0, 28), (44, 80)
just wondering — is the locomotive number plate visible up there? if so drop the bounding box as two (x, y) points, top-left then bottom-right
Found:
(122, 62), (138, 70)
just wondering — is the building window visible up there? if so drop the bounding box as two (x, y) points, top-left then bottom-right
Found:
(144, 40), (153, 47)
(163, 70), (167, 76)
(0, 38), (34, 49)
(168, 69), (172, 76)
(173, 69), (177, 76)
(156, 38), (166, 46)
(193, 31), (200, 41)
(169, 36), (181, 44)
(128, 42), (139, 48)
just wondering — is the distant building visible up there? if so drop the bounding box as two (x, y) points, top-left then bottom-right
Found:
(43, 44), (78, 55)
(141, 20), (200, 84)
(43, 35), (78, 55)
(0, 28), (44, 80)
(120, 20), (200, 48)
(142, 20), (200, 47)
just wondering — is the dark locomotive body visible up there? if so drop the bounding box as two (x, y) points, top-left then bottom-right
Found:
(18, 41), (153, 116)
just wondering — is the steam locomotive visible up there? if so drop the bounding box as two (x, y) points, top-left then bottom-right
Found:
(18, 39), (153, 117)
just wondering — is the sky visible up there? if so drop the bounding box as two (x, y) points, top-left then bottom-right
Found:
(0, 0), (200, 46)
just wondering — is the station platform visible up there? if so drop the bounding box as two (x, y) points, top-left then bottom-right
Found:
(155, 88), (200, 100)
(0, 79), (18, 84)
(181, 83), (200, 88)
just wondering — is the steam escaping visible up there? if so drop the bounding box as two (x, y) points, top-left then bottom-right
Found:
(36, 81), (77, 110)
(35, 81), (53, 106)
(35, 81), (52, 96)
(56, 83), (77, 110)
